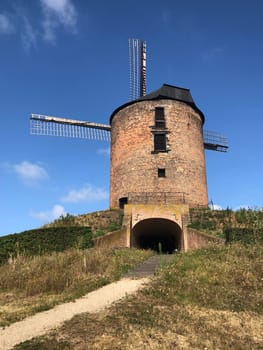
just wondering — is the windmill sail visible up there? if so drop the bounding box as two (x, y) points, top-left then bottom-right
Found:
(203, 130), (228, 152)
(30, 114), (227, 152)
(30, 114), (111, 141)
(129, 39), (146, 100)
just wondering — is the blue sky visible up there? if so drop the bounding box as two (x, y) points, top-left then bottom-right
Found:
(0, 0), (263, 236)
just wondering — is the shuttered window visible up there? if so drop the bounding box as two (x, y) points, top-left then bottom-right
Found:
(154, 133), (166, 151)
(155, 107), (165, 128)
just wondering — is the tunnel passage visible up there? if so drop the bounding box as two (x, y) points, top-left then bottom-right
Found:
(131, 218), (182, 253)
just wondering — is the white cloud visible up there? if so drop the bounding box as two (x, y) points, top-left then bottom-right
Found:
(61, 184), (108, 203)
(10, 161), (48, 185)
(97, 147), (110, 156)
(41, 0), (77, 26)
(234, 204), (250, 211)
(41, 15), (56, 42)
(40, 0), (77, 42)
(0, 2), (77, 50)
(30, 204), (66, 222)
(209, 203), (223, 210)
(0, 10), (37, 52)
(0, 13), (15, 34)
(21, 16), (37, 52)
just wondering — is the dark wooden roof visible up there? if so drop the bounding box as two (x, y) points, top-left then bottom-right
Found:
(110, 84), (205, 124)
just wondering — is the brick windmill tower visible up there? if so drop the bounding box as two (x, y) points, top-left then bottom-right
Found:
(30, 39), (228, 252)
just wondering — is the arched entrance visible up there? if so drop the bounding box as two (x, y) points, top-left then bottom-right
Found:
(131, 218), (182, 253)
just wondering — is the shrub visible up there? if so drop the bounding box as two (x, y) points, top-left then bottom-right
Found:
(0, 227), (93, 265)
(224, 227), (263, 244)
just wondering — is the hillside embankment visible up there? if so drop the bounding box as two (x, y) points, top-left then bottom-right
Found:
(0, 208), (262, 349)
(9, 242), (263, 350)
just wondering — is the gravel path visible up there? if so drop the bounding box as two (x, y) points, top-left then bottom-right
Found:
(0, 277), (150, 350)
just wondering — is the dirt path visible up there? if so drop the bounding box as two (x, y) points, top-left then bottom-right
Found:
(0, 277), (150, 350)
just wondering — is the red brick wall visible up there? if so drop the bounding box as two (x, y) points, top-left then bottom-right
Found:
(110, 100), (208, 208)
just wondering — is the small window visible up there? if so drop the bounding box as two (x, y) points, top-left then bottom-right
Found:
(154, 133), (166, 152)
(158, 168), (166, 177)
(155, 107), (165, 128)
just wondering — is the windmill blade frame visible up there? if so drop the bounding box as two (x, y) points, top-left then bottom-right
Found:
(203, 130), (228, 152)
(30, 114), (111, 141)
(30, 114), (228, 152)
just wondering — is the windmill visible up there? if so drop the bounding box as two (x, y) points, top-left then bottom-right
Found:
(30, 38), (228, 153)
(30, 39), (228, 252)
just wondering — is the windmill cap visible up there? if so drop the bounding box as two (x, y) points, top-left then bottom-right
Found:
(110, 84), (205, 124)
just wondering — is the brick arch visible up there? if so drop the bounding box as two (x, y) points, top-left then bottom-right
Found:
(131, 218), (182, 253)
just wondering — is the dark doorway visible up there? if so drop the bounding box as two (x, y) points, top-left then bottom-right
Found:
(131, 218), (182, 253)
(119, 197), (128, 209)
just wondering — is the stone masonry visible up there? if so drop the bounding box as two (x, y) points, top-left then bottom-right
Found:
(110, 99), (208, 208)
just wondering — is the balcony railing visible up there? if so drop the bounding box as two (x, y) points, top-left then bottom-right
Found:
(127, 192), (187, 205)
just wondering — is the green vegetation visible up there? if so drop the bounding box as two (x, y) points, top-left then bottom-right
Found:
(0, 247), (153, 326)
(2, 207), (263, 349)
(14, 242), (263, 350)
(50, 213), (77, 227)
(0, 209), (124, 265)
(51, 209), (124, 238)
(189, 207), (263, 243)
(148, 243), (262, 313)
(93, 220), (122, 238)
(45, 209), (124, 234)
(0, 227), (93, 265)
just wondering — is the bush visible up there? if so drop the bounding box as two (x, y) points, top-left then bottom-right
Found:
(0, 227), (93, 264)
(93, 219), (122, 238)
(188, 220), (217, 231)
(224, 227), (263, 244)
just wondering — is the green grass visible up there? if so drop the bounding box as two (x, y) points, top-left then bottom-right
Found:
(13, 242), (263, 350)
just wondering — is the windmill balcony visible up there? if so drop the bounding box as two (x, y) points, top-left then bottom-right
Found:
(126, 192), (187, 205)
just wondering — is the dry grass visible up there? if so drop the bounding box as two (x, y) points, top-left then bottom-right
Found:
(147, 243), (263, 313)
(0, 247), (153, 326)
(13, 243), (263, 350)
(45, 209), (123, 234)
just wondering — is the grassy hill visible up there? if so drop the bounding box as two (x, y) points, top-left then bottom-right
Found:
(1, 207), (262, 349)
(189, 207), (263, 243)
(0, 247), (153, 327)
(12, 242), (263, 350)
(44, 209), (123, 234)
(0, 209), (123, 265)
(2, 207), (262, 265)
